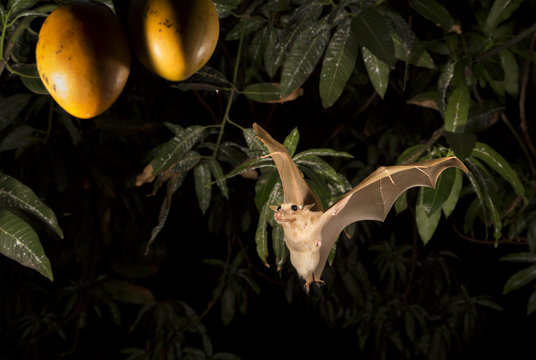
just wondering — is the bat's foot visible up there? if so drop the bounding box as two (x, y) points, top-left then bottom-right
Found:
(313, 273), (325, 288)
(303, 274), (325, 292)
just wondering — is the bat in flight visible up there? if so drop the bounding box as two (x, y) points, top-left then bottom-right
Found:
(253, 123), (469, 292)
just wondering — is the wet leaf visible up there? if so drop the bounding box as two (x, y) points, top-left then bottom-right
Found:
(354, 7), (396, 67)
(503, 264), (536, 294)
(410, 0), (459, 33)
(0, 173), (63, 238)
(416, 187), (442, 244)
(242, 83), (303, 103)
(280, 21), (330, 97)
(0, 209), (53, 280)
(444, 84), (470, 133)
(319, 19), (359, 108)
(362, 46), (390, 98)
(194, 161), (212, 215)
(471, 142), (525, 201)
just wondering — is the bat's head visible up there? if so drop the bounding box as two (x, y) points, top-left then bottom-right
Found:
(269, 203), (315, 223)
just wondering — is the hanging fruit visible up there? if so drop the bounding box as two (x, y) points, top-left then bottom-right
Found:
(36, 0), (131, 119)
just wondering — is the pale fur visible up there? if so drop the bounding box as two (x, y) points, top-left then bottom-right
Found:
(273, 203), (324, 291)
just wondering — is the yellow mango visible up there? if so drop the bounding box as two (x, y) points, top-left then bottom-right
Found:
(36, 1), (130, 119)
(129, 0), (219, 81)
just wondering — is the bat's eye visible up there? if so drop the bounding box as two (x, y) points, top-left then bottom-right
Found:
(291, 205), (298, 211)
(277, 205), (281, 211)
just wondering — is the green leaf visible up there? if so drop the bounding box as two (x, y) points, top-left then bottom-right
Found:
(208, 159), (229, 199)
(146, 174), (186, 252)
(103, 279), (155, 305)
(438, 60), (457, 114)
(221, 287), (235, 326)
(406, 91), (439, 111)
(283, 127), (300, 157)
(0, 209), (53, 280)
(354, 7), (396, 67)
(424, 167), (457, 216)
(213, 0), (243, 18)
(294, 148), (353, 160)
(442, 168), (463, 217)
(242, 83), (281, 102)
(465, 158), (502, 241)
(410, 0), (459, 33)
(225, 15), (266, 40)
(264, 2), (323, 78)
(529, 218), (536, 253)
(170, 150), (202, 175)
(295, 155), (343, 189)
(394, 193), (408, 214)
(503, 264), (536, 294)
(416, 188), (441, 245)
(20, 75), (48, 95)
(0, 94), (33, 131)
(392, 34), (434, 69)
(148, 126), (205, 175)
(362, 46), (390, 98)
(242, 83), (303, 103)
(255, 182), (281, 265)
(280, 21), (330, 97)
(242, 127), (265, 152)
(443, 131), (476, 160)
(471, 142), (525, 201)
(500, 49), (519, 97)
(463, 198), (482, 234)
(527, 290), (536, 315)
(194, 161), (212, 215)
(444, 84), (470, 132)
(319, 19), (359, 108)
(264, 27), (284, 78)
(0, 173), (63, 238)
(484, 0), (523, 35)
(7, 0), (38, 16)
(501, 252), (536, 263)
(223, 157), (273, 182)
(465, 101), (502, 133)
(272, 222), (286, 271)
(254, 171), (280, 211)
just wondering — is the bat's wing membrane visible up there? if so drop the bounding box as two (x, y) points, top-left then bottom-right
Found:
(253, 123), (322, 209)
(314, 156), (468, 280)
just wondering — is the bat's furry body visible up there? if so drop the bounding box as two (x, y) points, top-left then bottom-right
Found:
(253, 123), (469, 291)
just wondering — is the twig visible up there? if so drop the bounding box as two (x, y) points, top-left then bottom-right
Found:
(451, 222), (514, 246)
(402, 126), (444, 164)
(211, 16), (247, 160)
(500, 113), (535, 173)
(351, 91), (378, 120)
(476, 22), (536, 62)
(193, 91), (219, 124)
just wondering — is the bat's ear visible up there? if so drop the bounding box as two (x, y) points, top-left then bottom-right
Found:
(269, 205), (279, 212)
(301, 204), (315, 211)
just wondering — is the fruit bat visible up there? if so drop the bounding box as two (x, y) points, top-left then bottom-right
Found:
(252, 123), (469, 292)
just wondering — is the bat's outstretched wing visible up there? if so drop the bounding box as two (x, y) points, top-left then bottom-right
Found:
(253, 123), (322, 210)
(314, 156), (468, 280)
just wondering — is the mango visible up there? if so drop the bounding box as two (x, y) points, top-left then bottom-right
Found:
(129, 0), (219, 81)
(36, 1), (130, 119)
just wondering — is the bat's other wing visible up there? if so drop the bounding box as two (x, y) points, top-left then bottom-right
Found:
(314, 156), (468, 280)
(253, 123), (322, 210)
